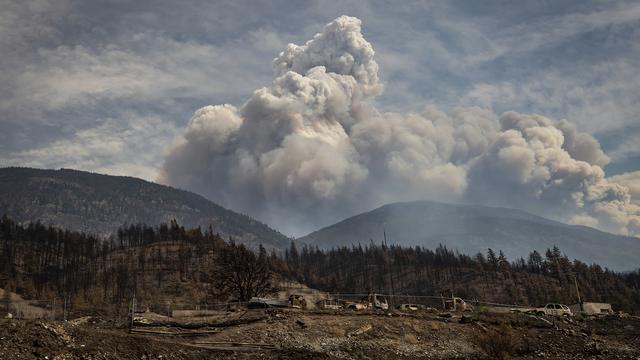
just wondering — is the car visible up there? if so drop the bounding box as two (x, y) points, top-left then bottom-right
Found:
(533, 303), (573, 317)
(397, 303), (420, 311)
(316, 299), (342, 310)
(368, 293), (389, 310)
(343, 301), (368, 310)
(342, 293), (389, 311)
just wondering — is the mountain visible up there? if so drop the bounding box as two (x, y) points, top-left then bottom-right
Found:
(299, 200), (640, 271)
(0, 167), (290, 249)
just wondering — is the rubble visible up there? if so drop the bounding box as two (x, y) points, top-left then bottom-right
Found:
(347, 323), (372, 337)
(0, 311), (639, 359)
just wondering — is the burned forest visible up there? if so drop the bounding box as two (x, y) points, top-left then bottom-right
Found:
(2, 216), (640, 359)
(2, 215), (639, 315)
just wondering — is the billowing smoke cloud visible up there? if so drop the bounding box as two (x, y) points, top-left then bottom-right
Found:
(467, 112), (640, 235)
(160, 16), (640, 237)
(609, 171), (640, 205)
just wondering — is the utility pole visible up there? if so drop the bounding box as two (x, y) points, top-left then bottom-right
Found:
(383, 229), (396, 310)
(572, 274), (582, 312)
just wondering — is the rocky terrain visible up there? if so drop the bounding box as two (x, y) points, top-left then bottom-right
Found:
(1, 310), (639, 359)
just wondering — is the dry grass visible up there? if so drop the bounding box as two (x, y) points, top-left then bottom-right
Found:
(327, 324), (346, 337)
(428, 321), (441, 331)
(472, 322), (519, 359)
(403, 333), (419, 344)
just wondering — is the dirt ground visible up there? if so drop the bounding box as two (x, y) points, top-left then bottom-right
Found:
(1, 310), (639, 359)
(0, 288), (51, 319)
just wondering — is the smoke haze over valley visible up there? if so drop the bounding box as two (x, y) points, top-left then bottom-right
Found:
(1, 1), (639, 241)
(160, 16), (640, 237)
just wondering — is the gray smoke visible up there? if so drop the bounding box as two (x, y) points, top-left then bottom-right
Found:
(160, 16), (640, 237)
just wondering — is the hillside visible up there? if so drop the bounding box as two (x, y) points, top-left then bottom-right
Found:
(299, 200), (640, 271)
(2, 214), (640, 360)
(0, 167), (289, 249)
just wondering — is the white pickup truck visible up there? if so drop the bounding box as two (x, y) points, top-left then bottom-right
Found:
(532, 303), (573, 317)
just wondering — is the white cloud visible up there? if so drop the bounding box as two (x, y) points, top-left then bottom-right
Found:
(1, 114), (178, 181)
(461, 58), (640, 134)
(1, 32), (288, 117)
(494, 2), (640, 56)
(606, 136), (640, 164)
(0, 1), (296, 174)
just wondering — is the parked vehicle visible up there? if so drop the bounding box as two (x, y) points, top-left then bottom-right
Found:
(532, 303), (573, 317)
(569, 302), (613, 316)
(397, 304), (420, 311)
(368, 293), (389, 310)
(288, 294), (307, 309)
(344, 301), (368, 310)
(316, 299), (342, 310)
(343, 293), (389, 310)
(445, 297), (473, 312)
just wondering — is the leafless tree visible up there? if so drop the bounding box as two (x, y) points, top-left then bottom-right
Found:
(214, 241), (274, 301)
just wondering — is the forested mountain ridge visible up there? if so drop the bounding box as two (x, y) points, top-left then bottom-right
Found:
(300, 200), (640, 271)
(0, 167), (290, 250)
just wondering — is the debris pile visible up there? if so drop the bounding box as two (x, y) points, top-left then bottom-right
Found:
(1, 310), (639, 359)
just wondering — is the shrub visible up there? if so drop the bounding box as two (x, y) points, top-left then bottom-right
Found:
(472, 322), (519, 359)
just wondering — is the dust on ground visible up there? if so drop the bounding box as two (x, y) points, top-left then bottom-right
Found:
(0, 288), (51, 319)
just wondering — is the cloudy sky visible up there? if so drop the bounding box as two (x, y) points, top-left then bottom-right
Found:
(1, 0), (639, 236)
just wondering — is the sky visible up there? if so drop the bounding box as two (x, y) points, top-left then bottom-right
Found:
(1, 0), (639, 236)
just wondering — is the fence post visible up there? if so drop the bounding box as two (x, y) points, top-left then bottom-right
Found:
(130, 297), (136, 329)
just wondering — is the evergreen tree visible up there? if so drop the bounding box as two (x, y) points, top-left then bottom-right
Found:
(487, 248), (498, 269)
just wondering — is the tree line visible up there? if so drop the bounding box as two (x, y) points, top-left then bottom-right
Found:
(278, 242), (640, 312)
(1, 215), (639, 315)
(0, 215), (275, 316)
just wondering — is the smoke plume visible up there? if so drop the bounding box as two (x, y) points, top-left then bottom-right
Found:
(161, 16), (640, 237)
